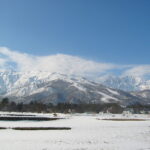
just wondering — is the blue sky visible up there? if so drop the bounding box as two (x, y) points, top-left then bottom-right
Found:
(0, 0), (150, 78)
(0, 0), (150, 64)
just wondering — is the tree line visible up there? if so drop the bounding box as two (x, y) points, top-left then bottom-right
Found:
(0, 98), (150, 113)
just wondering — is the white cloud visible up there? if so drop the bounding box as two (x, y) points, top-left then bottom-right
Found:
(0, 47), (118, 76)
(1, 47), (150, 79)
(123, 65), (150, 78)
(0, 58), (7, 66)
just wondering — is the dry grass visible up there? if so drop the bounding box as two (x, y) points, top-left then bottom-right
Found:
(0, 127), (6, 129)
(0, 127), (71, 130)
(0, 116), (62, 121)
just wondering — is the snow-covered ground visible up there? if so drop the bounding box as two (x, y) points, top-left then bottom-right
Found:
(0, 113), (150, 150)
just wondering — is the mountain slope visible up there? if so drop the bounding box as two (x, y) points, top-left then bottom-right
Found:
(0, 70), (149, 106)
(97, 75), (150, 91)
(131, 90), (150, 105)
(15, 79), (141, 106)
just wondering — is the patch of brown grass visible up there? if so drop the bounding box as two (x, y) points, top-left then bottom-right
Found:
(0, 127), (71, 130)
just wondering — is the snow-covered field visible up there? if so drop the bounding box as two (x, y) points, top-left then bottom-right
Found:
(0, 113), (150, 150)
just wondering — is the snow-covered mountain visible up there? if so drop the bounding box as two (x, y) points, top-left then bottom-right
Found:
(0, 70), (149, 106)
(97, 75), (150, 91)
(0, 70), (94, 96)
(131, 90), (150, 105)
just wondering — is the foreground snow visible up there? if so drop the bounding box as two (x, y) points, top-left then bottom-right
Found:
(0, 113), (150, 150)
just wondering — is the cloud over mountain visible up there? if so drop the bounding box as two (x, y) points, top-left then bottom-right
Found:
(0, 47), (150, 79)
(0, 47), (118, 76)
(123, 65), (150, 78)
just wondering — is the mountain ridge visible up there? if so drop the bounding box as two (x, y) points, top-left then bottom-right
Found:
(97, 75), (150, 91)
(0, 70), (149, 106)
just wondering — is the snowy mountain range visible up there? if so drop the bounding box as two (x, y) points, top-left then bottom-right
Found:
(97, 75), (150, 91)
(0, 70), (150, 106)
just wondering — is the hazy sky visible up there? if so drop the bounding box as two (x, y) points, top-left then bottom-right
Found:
(0, 0), (150, 64)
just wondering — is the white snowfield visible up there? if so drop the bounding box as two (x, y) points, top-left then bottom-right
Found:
(0, 113), (150, 150)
